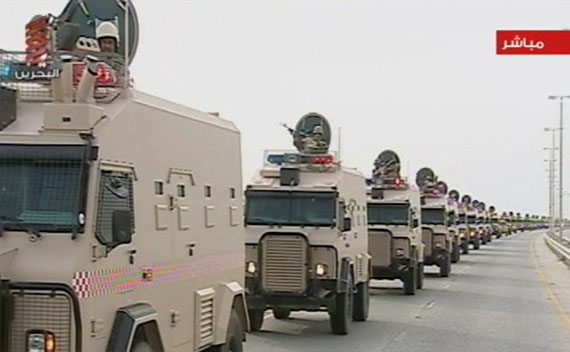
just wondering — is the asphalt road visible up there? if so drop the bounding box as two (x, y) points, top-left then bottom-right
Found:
(246, 231), (570, 352)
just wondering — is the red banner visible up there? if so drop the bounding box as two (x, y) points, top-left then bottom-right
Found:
(496, 30), (570, 55)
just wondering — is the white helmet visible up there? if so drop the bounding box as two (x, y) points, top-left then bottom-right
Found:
(96, 21), (120, 42)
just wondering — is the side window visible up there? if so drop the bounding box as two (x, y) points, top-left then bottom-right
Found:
(230, 187), (236, 199)
(177, 184), (186, 198)
(154, 181), (164, 195)
(96, 170), (135, 246)
(205, 185), (212, 198)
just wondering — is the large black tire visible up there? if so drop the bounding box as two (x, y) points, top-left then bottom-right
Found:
(352, 281), (369, 322)
(439, 252), (451, 277)
(416, 262), (424, 289)
(329, 275), (353, 335)
(487, 234), (492, 243)
(403, 264), (417, 295)
(481, 235), (487, 245)
(451, 241), (460, 263)
(273, 308), (291, 320)
(248, 308), (264, 332)
(473, 237), (481, 250)
(209, 309), (243, 352)
(461, 241), (469, 254)
(131, 342), (154, 352)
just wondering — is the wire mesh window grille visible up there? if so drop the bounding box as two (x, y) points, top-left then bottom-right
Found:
(96, 170), (135, 245)
(0, 145), (87, 232)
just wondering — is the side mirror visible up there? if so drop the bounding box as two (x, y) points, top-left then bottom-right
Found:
(341, 217), (352, 232)
(112, 210), (133, 245)
(412, 219), (419, 228)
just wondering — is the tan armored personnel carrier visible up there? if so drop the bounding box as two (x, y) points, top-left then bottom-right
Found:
(367, 150), (424, 295)
(457, 195), (471, 254)
(244, 113), (370, 335)
(0, 1), (248, 351)
(416, 168), (452, 277)
(447, 190), (461, 263)
(489, 206), (502, 239)
(460, 195), (480, 251)
(472, 200), (486, 247)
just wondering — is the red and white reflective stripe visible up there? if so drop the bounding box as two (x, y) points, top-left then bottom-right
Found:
(72, 253), (243, 299)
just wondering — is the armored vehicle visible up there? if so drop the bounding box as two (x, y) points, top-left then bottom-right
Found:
(244, 113), (370, 335)
(447, 190), (461, 263)
(0, 2), (248, 351)
(367, 150), (424, 295)
(489, 206), (502, 239)
(416, 168), (452, 277)
(465, 197), (481, 250)
(457, 195), (471, 254)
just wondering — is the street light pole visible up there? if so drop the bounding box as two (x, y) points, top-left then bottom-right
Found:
(548, 95), (570, 239)
(545, 128), (559, 232)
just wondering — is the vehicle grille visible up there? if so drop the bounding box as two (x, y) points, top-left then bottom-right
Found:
(261, 234), (308, 293)
(9, 291), (72, 352)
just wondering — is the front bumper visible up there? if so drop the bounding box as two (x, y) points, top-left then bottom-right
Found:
(424, 248), (450, 267)
(371, 257), (413, 281)
(246, 277), (339, 311)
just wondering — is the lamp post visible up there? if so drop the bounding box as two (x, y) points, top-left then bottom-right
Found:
(548, 95), (570, 239)
(544, 127), (559, 233)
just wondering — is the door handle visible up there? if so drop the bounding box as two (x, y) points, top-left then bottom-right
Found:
(128, 249), (137, 265)
(187, 242), (196, 256)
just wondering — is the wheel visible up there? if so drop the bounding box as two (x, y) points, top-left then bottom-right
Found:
(352, 281), (369, 321)
(248, 308), (264, 332)
(481, 235), (487, 245)
(329, 274), (353, 335)
(451, 241), (460, 263)
(208, 309), (243, 352)
(439, 252), (451, 277)
(487, 234), (492, 243)
(273, 308), (291, 320)
(416, 262), (424, 289)
(131, 341), (154, 352)
(461, 241), (469, 254)
(473, 237), (481, 250)
(403, 264), (417, 295)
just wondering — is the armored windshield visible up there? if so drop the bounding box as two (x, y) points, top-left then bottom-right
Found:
(458, 214), (466, 224)
(246, 191), (335, 226)
(467, 215), (477, 224)
(0, 144), (88, 232)
(367, 203), (409, 226)
(422, 208), (446, 225)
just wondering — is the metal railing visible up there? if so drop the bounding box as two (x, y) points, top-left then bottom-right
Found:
(544, 232), (570, 268)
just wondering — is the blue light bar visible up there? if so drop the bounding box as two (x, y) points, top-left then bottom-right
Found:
(267, 154), (285, 164)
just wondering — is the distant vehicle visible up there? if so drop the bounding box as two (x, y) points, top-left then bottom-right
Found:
(416, 168), (452, 277)
(447, 190), (462, 263)
(244, 113), (370, 335)
(367, 150), (424, 295)
(0, 1), (248, 351)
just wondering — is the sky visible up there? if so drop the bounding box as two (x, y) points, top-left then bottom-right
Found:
(2, 0), (570, 217)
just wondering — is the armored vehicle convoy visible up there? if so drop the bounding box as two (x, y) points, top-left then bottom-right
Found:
(447, 190), (461, 263)
(0, 1), (248, 351)
(416, 168), (452, 277)
(367, 150), (424, 295)
(244, 113), (370, 335)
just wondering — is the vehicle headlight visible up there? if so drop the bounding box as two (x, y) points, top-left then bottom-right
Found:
(27, 330), (55, 352)
(246, 261), (257, 274)
(396, 248), (405, 257)
(315, 263), (328, 276)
